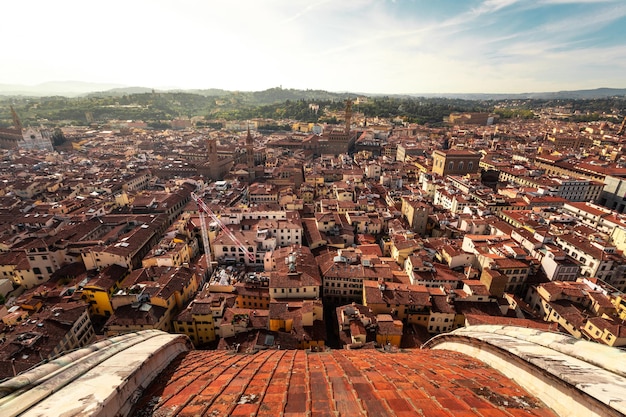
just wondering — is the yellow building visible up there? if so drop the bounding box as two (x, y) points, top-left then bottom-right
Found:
(174, 299), (216, 346)
(105, 266), (200, 336)
(304, 172), (324, 187)
(299, 184), (315, 204)
(613, 296), (626, 320)
(0, 251), (23, 287)
(375, 314), (403, 347)
(583, 317), (626, 347)
(235, 280), (271, 310)
(291, 122), (316, 133)
(268, 300), (325, 350)
(1, 308), (29, 326)
(390, 236), (422, 265)
(80, 265), (129, 317)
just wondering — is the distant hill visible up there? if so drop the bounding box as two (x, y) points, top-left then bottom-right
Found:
(181, 88), (232, 97)
(414, 88), (626, 100)
(248, 87), (353, 104)
(1, 81), (625, 100)
(86, 87), (156, 97)
(526, 88), (626, 99)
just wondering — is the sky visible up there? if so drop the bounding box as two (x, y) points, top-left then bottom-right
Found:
(3, 0), (626, 94)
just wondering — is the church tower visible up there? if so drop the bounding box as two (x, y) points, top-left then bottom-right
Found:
(10, 106), (23, 131)
(245, 126), (256, 181)
(246, 125), (254, 171)
(206, 137), (219, 179)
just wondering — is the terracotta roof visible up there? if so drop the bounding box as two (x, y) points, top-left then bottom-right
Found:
(133, 348), (558, 417)
(464, 314), (558, 331)
(363, 280), (431, 307)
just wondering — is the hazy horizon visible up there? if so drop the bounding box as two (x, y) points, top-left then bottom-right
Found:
(1, 80), (626, 98)
(3, 0), (626, 95)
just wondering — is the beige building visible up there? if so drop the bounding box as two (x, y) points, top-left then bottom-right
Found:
(401, 197), (431, 236)
(431, 149), (482, 177)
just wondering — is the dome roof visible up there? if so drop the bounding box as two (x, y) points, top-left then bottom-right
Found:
(1, 327), (625, 417)
(132, 347), (557, 417)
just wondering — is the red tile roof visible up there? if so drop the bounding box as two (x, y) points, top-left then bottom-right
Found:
(133, 349), (558, 416)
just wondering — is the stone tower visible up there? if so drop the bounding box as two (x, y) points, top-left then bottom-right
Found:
(246, 126), (254, 171)
(344, 99), (352, 136)
(206, 137), (220, 180)
(10, 106), (23, 131)
(207, 137), (218, 165)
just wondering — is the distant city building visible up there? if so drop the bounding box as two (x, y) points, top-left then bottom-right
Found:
(447, 112), (496, 125)
(17, 127), (54, 151)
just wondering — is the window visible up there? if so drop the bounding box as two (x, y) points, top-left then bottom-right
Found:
(448, 162), (454, 171)
(468, 162), (473, 170)
(33, 267), (42, 274)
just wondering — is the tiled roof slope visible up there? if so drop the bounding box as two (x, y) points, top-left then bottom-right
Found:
(133, 348), (558, 417)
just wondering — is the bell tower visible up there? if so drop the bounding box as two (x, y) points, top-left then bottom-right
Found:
(246, 125), (254, 170)
(11, 106), (23, 131)
(206, 137), (219, 179)
(207, 138), (217, 163)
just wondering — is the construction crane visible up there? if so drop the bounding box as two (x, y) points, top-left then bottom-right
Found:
(191, 192), (256, 273)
